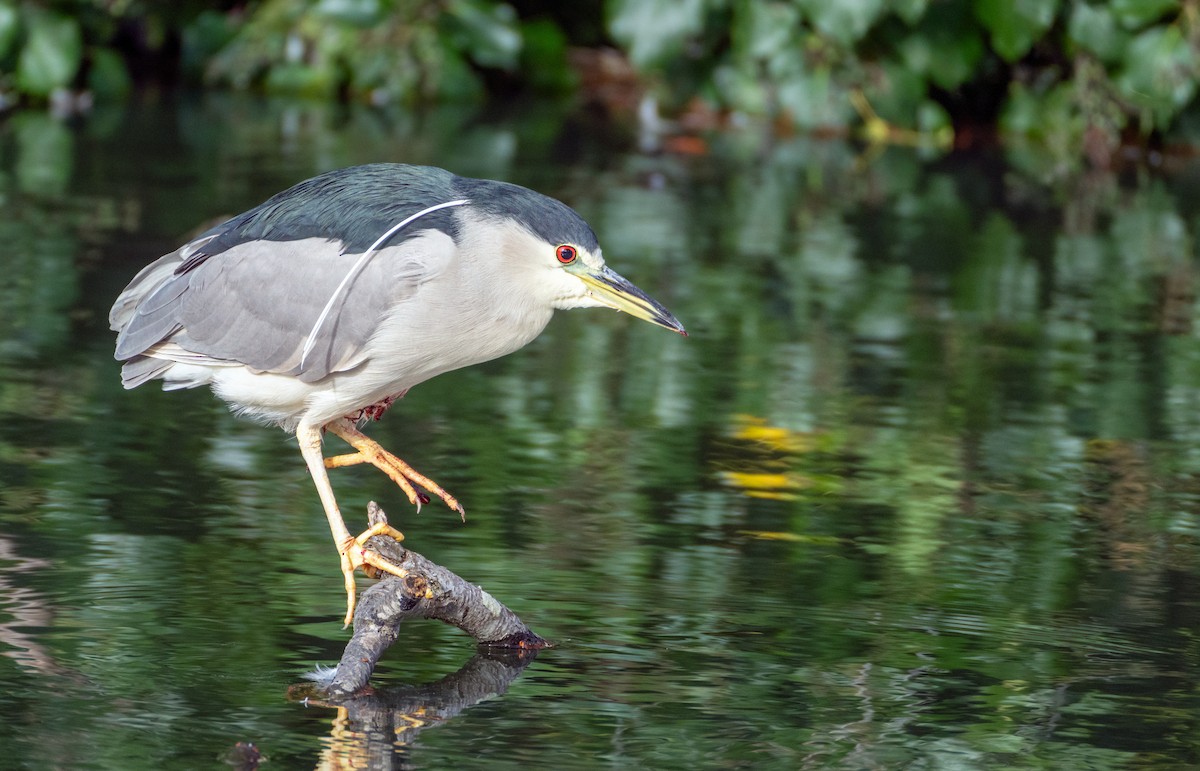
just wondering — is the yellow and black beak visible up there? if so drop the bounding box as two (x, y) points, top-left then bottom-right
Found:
(575, 265), (687, 336)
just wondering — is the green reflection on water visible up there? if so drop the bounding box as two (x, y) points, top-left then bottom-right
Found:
(0, 95), (1199, 768)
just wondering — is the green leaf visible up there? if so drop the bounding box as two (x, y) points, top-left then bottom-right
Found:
(263, 63), (338, 97)
(444, 0), (521, 70)
(999, 80), (1087, 178)
(1001, 80), (1081, 138)
(519, 19), (575, 93)
(867, 59), (926, 125)
(313, 0), (385, 26)
(88, 47), (131, 99)
(1115, 24), (1199, 127)
(0, 1), (18, 61)
(998, 81), (1045, 137)
(433, 41), (485, 101)
(732, 0), (800, 62)
(1067, 3), (1129, 63)
(16, 8), (82, 97)
(974, 0), (1058, 62)
(180, 10), (236, 79)
(795, 0), (887, 47)
(915, 100), (952, 136)
(894, 0), (931, 25)
(1110, 0), (1180, 29)
(898, 13), (984, 90)
(713, 60), (771, 114)
(775, 65), (853, 129)
(608, 0), (705, 68)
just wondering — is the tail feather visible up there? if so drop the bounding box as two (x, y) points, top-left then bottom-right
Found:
(119, 356), (174, 389)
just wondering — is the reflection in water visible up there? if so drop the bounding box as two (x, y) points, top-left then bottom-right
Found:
(0, 95), (1199, 767)
(297, 649), (537, 769)
(0, 536), (61, 676)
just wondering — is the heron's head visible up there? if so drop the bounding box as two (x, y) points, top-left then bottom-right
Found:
(454, 177), (687, 336)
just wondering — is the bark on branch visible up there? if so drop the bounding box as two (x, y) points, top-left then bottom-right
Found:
(309, 501), (548, 698)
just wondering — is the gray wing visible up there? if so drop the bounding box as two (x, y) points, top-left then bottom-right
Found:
(112, 230), (457, 384)
(108, 233), (217, 334)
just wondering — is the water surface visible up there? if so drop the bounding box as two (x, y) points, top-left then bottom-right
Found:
(1, 94), (1199, 768)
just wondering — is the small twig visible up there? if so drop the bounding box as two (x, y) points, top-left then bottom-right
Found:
(316, 502), (548, 697)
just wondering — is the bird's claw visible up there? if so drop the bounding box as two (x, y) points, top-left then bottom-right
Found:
(338, 523), (407, 628)
(324, 420), (465, 519)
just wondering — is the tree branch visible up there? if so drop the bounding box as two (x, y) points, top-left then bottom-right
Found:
(311, 502), (548, 698)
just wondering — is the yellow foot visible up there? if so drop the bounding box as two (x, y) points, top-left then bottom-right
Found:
(325, 421), (466, 519)
(338, 522), (407, 627)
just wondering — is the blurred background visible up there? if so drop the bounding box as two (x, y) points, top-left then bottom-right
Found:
(1, 0), (1199, 168)
(3, 1), (1200, 769)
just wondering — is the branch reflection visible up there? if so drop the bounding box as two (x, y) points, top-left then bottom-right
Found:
(291, 647), (539, 770)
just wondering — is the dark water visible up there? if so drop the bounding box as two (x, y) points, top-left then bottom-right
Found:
(2, 94), (1200, 769)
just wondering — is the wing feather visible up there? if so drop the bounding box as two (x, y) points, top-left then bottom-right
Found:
(114, 230), (457, 383)
(111, 164), (467, 388)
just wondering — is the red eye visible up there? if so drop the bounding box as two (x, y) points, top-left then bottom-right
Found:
(556, 244), (577, 264)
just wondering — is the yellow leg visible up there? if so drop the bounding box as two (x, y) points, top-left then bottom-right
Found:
(296, 423), (409, 627)
(325, 417), (465, 517)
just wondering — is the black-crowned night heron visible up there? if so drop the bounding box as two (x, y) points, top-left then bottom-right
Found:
(109, 163), (686, 625)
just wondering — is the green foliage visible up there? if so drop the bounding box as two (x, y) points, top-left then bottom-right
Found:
(796, 0), (887, 48)
(0, 2), (17, 61)
(897, 5), (985, 91)
(443, 0), (521, 71)
(1111, 0), (1180, 28)
(974, 0), (1059, 62)
(88, 46), (131, 98)
(1068, 2), (1129, 64)
(15, 7), (82, 97)
(613, 0), (958, 135)
(607, 0), (706, 69)
(179, 10), (237, 80)
(1116, 24), (1199, 126)
(198, 0), (526, 102)
(313, 0), (386, 26)
(0, 0), (143, 106)
(0, 0), (1198, 167)
(519, 18), (575, 94)
(0, 0), (536, 106)
(607, 0), (1200, 169)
